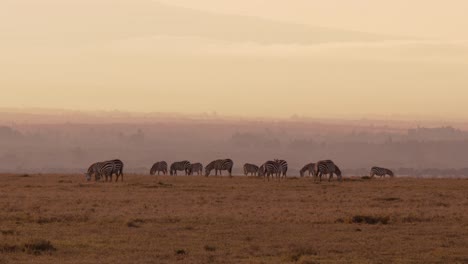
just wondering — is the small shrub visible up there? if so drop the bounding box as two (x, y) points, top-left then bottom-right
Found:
(351, 215), (389, 225)
(20, 174), (30, 178)
(361, 176), (371, 180)
(127, 219), (145, 228)
(175, 249), (187, 255)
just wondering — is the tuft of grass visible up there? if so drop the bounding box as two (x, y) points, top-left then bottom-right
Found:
(23, 240), (56, 255)
(0, 230), (17, 236)
(375, 197), (401, 202)
(361, 176), (371, 180)
(286, 245), (318, 262)
(0, 244), (20, 253)
(204, 245), (216, 252)
(19, 174), (30, 178)
(351, 215), (390, 225)
(401, 215), (432, 223)
(158, 181), (173, 188)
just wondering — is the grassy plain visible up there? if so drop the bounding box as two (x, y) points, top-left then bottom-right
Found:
(0, 174), (467, 263)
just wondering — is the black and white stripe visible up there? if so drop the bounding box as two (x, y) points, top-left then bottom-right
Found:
(85, 162), (102, 181)
(300, 163), (315, 177)
(243, 163), (259, 176)
(85, 159), (124, 182)
(190, 163), (203, 175)
(262, 160), (281, 181)
(170, 161), (191, 176)
(274, 159), (288, 178)
(370, 167), (394, 178)
(314, 160), (342, 182)
(150, 161), (168, 175)
(205, 159), (234, 177)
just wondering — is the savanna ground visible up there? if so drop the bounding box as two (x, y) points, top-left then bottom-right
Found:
(1, 174), (468, 264)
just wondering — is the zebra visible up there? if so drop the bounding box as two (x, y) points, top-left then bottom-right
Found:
(262, 160), (281, 181)
(243, 163), (259, 176)
(370, 167), (394, 178)
(314, 160), (342, 182)
(257, 164), (265, 177)
(85, 159), (124, 182)
(205, 159), (233, 177)
(274, 159), (288, 179)
(85, 162), (103, 182)
(170, 161), (191, 176)
(150, 161), (168, 175)
(300, 163), (315, 177)
(111, 159), (124, 181)
(190, 163), (203, 175)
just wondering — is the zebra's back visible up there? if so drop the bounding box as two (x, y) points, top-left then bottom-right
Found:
(170, 161), (191, 175)
(190, 163), (203, 175)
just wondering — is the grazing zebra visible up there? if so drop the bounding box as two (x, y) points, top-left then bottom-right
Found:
(300, 163), (315, 177)
(150, 161), (168, 175)
(85, 162), (103, 181)
(314, 160), (342, 182)
(170, 161), (191, 176)
(243, 163), (259, 176)
(257, 164), (265, 177)
(274, 159), (288, 179)
(85, 159), (124, 182)
(190, 163), (203, 175)
(205, 159), (234, 177)
(262, 160), (281, 181)
(370, 167), (394, 178)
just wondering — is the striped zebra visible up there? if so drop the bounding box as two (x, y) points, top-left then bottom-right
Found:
(170, 161), (191, 176)
(257, 164), (265, 177)
(300, 163), (315, 177)
(205, 159), (234, 177)
(274, 159), (288, 179)
(262, 160), (281, 181)
(370, 167), (394, 178)
(314, 160), (342, 182)
(243, 163), (259, 176)
(190, 163), (203, 175)
(150, 161), (168, 175)
(85, 162), (103, 181)
(85, 159), (124, 182)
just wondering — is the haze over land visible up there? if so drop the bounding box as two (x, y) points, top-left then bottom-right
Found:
(1, 109), (468, 176)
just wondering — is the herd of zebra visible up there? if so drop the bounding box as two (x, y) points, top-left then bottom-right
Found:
(85, 158), (395, 182)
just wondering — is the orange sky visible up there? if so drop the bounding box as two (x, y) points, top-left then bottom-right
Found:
(1, 0), (467, 119)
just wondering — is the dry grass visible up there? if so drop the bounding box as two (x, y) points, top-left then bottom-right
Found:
(0, 174), (467, 263)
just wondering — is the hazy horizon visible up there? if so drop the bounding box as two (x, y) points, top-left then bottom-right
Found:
(2, 1), (468, 119)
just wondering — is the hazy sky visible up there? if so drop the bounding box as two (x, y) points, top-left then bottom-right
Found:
(1, 0), (468, 119)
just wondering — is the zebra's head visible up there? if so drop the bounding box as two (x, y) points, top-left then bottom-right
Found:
(335, 166), (343, 181)
(388, 170), (395, 177)
(84, 172), (91, 181)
